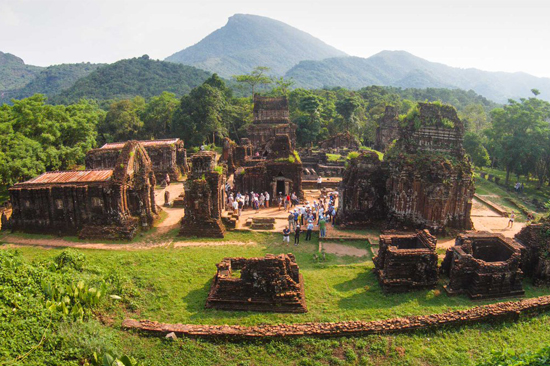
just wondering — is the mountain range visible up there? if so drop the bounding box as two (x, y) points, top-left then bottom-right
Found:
(165, 14), (347, 77)
(2, 14), (550, 104)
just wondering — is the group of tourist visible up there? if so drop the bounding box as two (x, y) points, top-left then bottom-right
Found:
(226, 191), (274, 217)
(283, 192), (338, 245)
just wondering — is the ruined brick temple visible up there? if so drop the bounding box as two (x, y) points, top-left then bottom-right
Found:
(442, 232), (524, 299)
(233, 134), (303, 198)
(221, 96), (303, 198)
(86, 138), (188, 181)
(337, 102), (475, 233)
(205, 254), (307, 313)
(373, 230), (439, 293)
(247, 95), (296, 152)
(179, 151), (225, 238)
(6, 141), (158, 239)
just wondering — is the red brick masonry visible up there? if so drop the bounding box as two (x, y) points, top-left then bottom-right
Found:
(122, 295), (550, 339)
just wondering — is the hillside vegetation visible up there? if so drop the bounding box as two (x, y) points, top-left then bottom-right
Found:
(51, 55), (212, 104)
(165, 14), (347, 77)
(0, 51), (42, 90)
(0, 63), (104, 105)
(285, 51), (550, 103)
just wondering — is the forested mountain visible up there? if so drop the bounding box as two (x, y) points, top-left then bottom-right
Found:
(0, 63), (104, 104)
(165, 14), (347, 77)
(51, 55), (212, 104)
(285, 51), (550, 103)
(0, 51), (42, 90)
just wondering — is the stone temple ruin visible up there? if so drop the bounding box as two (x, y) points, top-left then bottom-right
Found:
(179, 151), (226, 238)
(5, 141), (158, 240)
(205, 254), (307, 313)
(515, 219), (550, 286)
(337, 102), (475, 233)
(442, 232), (525, 299)
(86, 138), (188, 182)
(373, 230), (439, 293)
(222, 96), (303, 198)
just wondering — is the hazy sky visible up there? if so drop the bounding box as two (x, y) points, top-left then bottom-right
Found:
(1, 0), (549, 77)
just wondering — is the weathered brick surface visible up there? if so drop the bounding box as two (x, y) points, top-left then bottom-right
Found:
(374, 230), (438, 292)
(443, 232), (524, 299)
(122, 294), (550, 339)
(179, 151), (225, 238)
(375, 105), (400, 152)
(515, 221), (550, 285)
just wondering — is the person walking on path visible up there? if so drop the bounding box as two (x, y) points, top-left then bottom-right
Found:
(305, 221), (314, 241)
(294, 224), (301, 245)
(282, 226), (290, 245)
(507, 212), (516, 228)
(265, 192), (270, 208)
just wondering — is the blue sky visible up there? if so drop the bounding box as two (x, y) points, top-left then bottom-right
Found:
(1, 0), (549, 77)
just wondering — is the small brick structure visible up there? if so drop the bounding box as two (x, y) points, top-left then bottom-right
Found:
(86, 138), (188, 182)
(375, 106), (400, 152)
(373, 230), (438, 293)
(442, 232), (525, 299)
(515, 220), (550, 285)
(205, 254), (307, 313)
(179, 151), (225, 238)
(5, 141), (158, 240)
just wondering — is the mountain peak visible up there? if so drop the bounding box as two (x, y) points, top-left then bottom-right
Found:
(165, 14), (346, 77)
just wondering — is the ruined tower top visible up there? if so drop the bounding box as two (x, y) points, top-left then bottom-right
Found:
(397, 102), (465, 157)
(190, 151), (217, 178)
(253, 95), (290, 125)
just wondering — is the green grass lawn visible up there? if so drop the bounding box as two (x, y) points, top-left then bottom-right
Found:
(5, 230), (550, 365)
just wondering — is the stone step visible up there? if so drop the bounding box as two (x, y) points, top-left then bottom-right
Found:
(251, 223), (275, 230)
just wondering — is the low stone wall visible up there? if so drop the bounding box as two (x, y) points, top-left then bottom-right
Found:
(122, 295), (550, 339)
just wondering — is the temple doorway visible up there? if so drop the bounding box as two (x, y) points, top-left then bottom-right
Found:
(276, 180), (285, 195)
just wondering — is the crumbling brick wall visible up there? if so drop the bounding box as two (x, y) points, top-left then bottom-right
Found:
(442, 232), (524, 299)
(206, 254), (307, 313)
(336, 151), (387, 226)
(373, 230), (438, 292)
(123, 295), (550, 339)
(375, 106), (400, 152)
(514, 220), (550, 285)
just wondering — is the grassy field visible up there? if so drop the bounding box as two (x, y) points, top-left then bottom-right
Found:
(476, 167), (550, 214)
(474, 172), (549, 221)
(3, 229), (550, 365)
